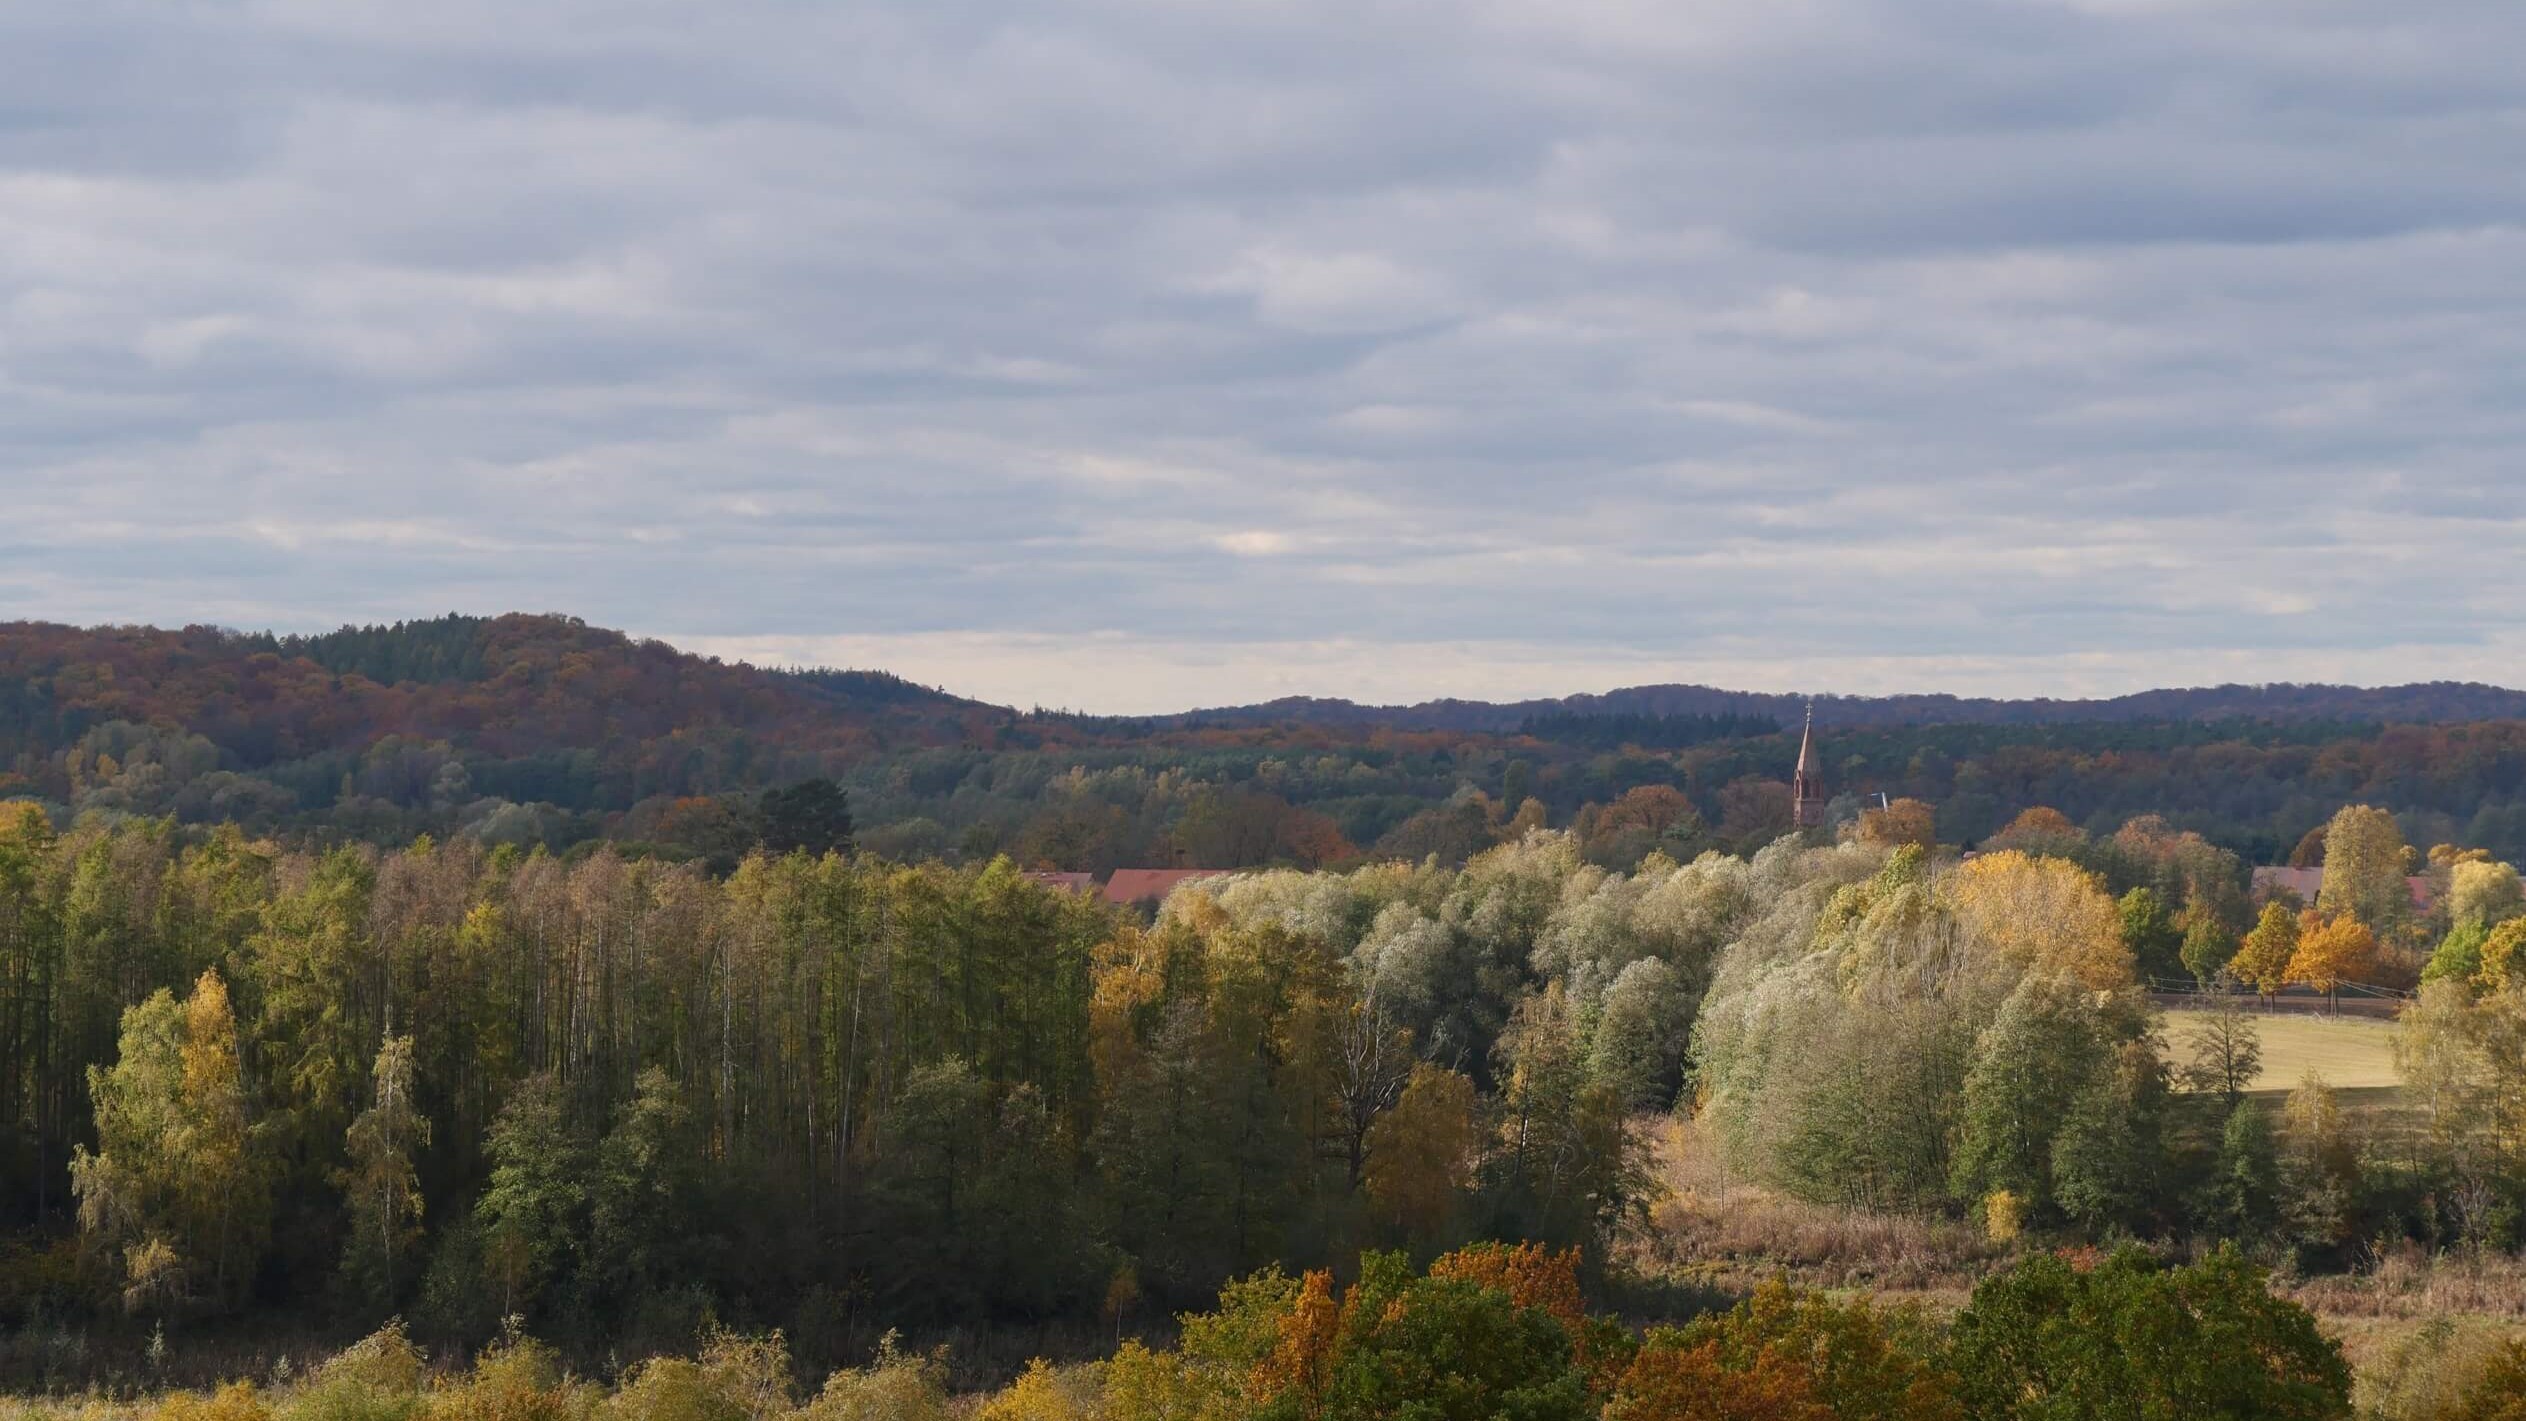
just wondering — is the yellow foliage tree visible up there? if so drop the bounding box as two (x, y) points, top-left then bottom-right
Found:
(2230, 902), (2301, 1005)
(149, 1382), (271, 1421)
(975, 1360), (1099, 1421)
(70, 968), (270, 1314)
(2479, 919), (2526, 994)
(2316, 804), (2412, 937)
(1947, 851), (2132, 991)
(2449, 860), (2526, 933)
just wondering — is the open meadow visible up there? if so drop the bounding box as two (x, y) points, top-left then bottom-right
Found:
(2164, 1003), (2404, 1102)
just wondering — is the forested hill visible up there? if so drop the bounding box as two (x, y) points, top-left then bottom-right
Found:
(14, 613), (2526, 867)
(1168, 680), (2526, 733)
(0, 613), (996, 757)
(0, 614), (1048, 824)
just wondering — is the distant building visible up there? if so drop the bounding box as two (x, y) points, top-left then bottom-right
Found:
(2249, 864), (2434, 911)
(1021, 871), (1096, 895)
(1102, 867), (1227, 907)
(1792, 703), (1826, 830)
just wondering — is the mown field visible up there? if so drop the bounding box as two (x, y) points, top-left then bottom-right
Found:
(2165, 1004), (2404, 1102)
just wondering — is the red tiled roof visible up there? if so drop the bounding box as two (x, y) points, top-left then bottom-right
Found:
(2250, 865), (2434, 909)
(1102, 868), (1226, 905)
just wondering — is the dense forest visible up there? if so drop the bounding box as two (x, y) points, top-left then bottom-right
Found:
(9, 781), (2526, 1368)
(14, 616), (2526, 871)
(1168, 681), (2526, 734)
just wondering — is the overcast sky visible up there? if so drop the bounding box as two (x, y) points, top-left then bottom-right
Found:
(6, 1), (2524, 712)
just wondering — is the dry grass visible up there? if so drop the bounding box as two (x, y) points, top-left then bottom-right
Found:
(2287, 1243), (2526, 1323)
(1629, 1111), (2526, 1401)
(2164, 1005), (2403, 1096)
(1625, 1117), (2002, 1304)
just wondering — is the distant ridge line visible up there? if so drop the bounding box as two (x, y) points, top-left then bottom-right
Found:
(15, 614), (2526, 733)
(1153, 680), (2526, 733)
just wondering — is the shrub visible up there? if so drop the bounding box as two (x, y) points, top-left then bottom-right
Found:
(974, 1360), (1099, 1421)
(1947, 1246), (2349, 1420)
(152, 1383), (271, 1421)
(283, 1324), (428, 1421)
(2445, 1340), (2526, 1421)
(432, 1333), (589, 1421)
(1666, 1283), (1960, 1421)
(1288, 1253), (1593, 1421)
(795, 1334), (949, 1421)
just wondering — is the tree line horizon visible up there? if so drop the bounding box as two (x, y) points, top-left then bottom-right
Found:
(11, 614), (2526, 879)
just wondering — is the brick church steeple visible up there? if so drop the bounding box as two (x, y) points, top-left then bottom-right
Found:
(1792, 702), (1826, 829)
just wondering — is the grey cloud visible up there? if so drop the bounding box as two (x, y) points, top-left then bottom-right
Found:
(4, 0), (2525, 706)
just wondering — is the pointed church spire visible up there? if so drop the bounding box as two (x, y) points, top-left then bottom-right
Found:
(1792, 699), (1825, 829)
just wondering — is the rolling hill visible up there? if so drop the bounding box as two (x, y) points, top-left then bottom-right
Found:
(11, 612), (2526, 868)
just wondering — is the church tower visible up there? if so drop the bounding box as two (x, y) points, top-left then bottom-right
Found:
(1792, 702), (1825, 829)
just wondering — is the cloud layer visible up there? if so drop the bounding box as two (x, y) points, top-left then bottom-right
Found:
(6, 0), (2524, 711)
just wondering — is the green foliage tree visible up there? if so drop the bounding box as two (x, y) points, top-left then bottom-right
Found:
(1263, 1251), (1597, 1421)
(2429, 920), (2492, 988)
(2048, 1038), (2172, 1236)
(1657, 1281), (1960, 1421)
(2177, 991), (2262, 1107)
(1947, 1246), (2350, 1421)
(1588, 957), (1693, 1112)
(70, 968), (270, 1314)
(583, 1066), (696, 1317)
(474, 1073), (585, 1318)
(2117, 888), (2182, 981)
(2197, 1102), (2280, 1240)
(2276, 1074), (2358, 1258)
(337, 1033), (430, 1307)
(1948, 975), (2121, 1219)
(2179, 916), (2238, 989)
(759, 779), (853, 858)
(1487, 985), (1642, 1248)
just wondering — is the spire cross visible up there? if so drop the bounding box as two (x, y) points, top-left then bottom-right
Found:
(1792, 698), (1825, 829)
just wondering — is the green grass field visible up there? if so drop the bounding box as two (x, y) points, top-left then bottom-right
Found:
(2164, 1005), (2403, 1099)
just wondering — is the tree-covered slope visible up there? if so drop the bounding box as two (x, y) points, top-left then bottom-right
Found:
(11, 614), (2526, 868)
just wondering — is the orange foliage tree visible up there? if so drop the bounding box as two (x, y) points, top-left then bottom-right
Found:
(1856, 799), (1937, 851)
(2285, 912), (2377, 1014)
